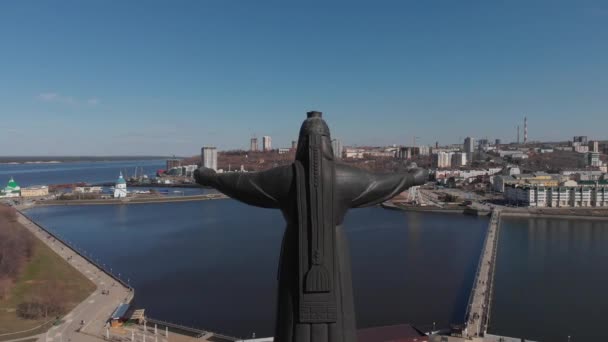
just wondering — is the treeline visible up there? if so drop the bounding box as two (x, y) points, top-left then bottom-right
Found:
(0, 205), (34, 299)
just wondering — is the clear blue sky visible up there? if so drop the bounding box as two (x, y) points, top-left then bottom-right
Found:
(1, 1), (607, 156)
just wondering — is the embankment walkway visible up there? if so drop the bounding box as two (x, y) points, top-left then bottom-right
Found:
(15, 210), (133, 342)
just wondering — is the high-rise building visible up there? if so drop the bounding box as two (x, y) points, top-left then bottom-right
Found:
(433, 152), (452, 168)
(250, 137), (258, 152)
(291, 140), (297, 149)
(262, 136), (272, 152)
(451, 152), (467, 167)
(495, 139), (502, 145)
(397, 147), (411, 160)
(464, 137), (475, 164)
(573, 136), (588, 144)
(589, 140), (599, 153)
(331, 139), (343, 159)
(418, 145), (431, 156)
(201, 146), (218, 171)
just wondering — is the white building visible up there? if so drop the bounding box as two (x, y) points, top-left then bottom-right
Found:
(344, 148), (365, 159)
(433, 152), (452, 168)
(114, 172), (128, 198)
(201, 146), (218, 171)
(331, 139), (343, 159)
(418, 145), (431, 156)
(262, 136), (272, 152)
(505, 181), (608, 207)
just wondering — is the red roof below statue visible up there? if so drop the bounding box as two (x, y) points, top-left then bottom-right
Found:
(357, 324), (428, 342)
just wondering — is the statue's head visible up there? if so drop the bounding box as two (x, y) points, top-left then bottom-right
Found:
(295, 111), (334, 162)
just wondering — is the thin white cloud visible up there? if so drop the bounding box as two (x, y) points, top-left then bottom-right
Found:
(36, 92), (99, 106)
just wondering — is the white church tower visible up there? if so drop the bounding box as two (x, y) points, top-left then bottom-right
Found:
(114, 172), (127, 198)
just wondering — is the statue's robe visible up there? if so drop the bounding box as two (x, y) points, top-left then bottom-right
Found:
(207, 163), (419, 342)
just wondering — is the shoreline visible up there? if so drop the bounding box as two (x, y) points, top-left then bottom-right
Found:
(500, 211), (608, 221)
(31, 194), (228, 207)
(383, 202), (608, 221)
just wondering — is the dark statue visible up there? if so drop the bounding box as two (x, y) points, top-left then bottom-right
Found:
(195, 111), (427, 342)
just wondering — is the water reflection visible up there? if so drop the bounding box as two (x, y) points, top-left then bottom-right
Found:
(26, 202), (487, 337)
(491, 217), (608, 341)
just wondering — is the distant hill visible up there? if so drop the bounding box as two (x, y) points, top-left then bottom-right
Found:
(0, 156), (174, 164)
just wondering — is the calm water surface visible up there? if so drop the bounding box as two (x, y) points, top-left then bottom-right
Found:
(491, 217), (608, 341)
(0, 160), (164, 186)
(25, 202), (487, 338)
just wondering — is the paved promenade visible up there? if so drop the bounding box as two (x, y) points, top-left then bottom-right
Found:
(464, 210), (501, 338)
(14, 211), (132, 342)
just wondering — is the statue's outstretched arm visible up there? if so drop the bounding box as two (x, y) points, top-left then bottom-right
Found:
(194, 165), (293, 209)
(336, 164), (428, 208)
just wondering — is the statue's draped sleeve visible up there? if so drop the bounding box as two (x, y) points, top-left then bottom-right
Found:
(336, 164), (417, 208)
(208, 165), (293, 209)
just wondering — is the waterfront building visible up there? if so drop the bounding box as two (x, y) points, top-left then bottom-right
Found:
(74, 186), (103, 194)
(331, 139), (343, 159)
(570, 186), (592, 207)
(547, 186), (569, 207)
(20, 185), (49, 197)
(464, 137), (474, 164)
(591, 184), (608, 206)
(1, 177), (21, 197)
(262, 136), (272, 152)
(201, 146), (218, 171)
(114, 173), (127, 198)
(250, 137), (258, 152)
(504, 181), (608, 207)
(166, 158), (182, 170)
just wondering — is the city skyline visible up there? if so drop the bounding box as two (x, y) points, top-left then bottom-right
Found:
(1, 1), (608, 155)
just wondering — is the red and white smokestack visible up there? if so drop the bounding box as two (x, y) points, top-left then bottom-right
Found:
(524, 116), (528, 144)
